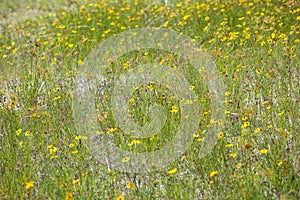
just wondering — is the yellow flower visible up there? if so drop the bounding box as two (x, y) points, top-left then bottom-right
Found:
(75, 135), (81, 140)
(225, 91), (231, 96)
(230, 153), (237, 158)
(193, 133), (199, 138)
(65, 192), (74, 200)
(129, 98), (134, 103)
(51, 155), (58, 159)
(256, 69), (262, 74)
(277, 161), (283, 167)
(54, 95), (61, 100)
(127, 181), (135, 189)
(167, 168), (177, 175)
(69, 143), (74, 148)
(236, 163), (243, 169)
(226, 143), (233, 147)
(170, 106), (178, 113)
(58, 24), (66, 29)
(25, 130), (31, 137)
(16, 128), (22, 136)
(78, 59), (83, 65)
(49, 147), (57, 154)
(255, 128), (261, 133)
(122, 157), (130, 163)
(189, 85), (195, 90)
(209, 171), (218, 177)
(9, 100), (16, 107)
(72, 150), (78, 154)
(260, 149), (268, 154)
(218, 132), (225, 139)
(278, 111), (285, 116)
(25, 181), (34, 190)
(116, 195), (124, 200)
(107, 127), (117, 134)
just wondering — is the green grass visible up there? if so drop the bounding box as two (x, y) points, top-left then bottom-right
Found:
(1, 0), (299, 199)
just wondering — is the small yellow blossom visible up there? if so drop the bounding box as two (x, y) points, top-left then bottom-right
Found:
(260, 149), (268, 154)
(122, 157), (130, 163)
(25, 181), (34, 190)
(116, 195), (124, 200)
(65, 192), (74, 200)
(230, 153), (237, 158)
(236, 163), (243, 169)
(167, 168), (177, 175)
(209, 171), (218, 177)
(218, 132), (225, 139)
(127, 181), (135, 189)
(16, 128), (22, 136)
(170, 105), (178, 113)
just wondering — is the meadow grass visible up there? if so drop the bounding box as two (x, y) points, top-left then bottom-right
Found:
(0, 0), (299, 199)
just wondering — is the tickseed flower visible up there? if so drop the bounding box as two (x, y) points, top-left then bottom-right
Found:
(255, 128), (261, 133)
(107, 127), (117, 134)
(189, 85), (195, 90)
(50, 155), (58, 159)
(122, 156), (130, 163)
(260, 149), (268, 154)
(127, 181), (135, 189)
(267, 38), (273, 44)
(170, 105), (178, 113)
(69, 143), (74, 148)
(242, 117), (248, 121)
(236, 163), (243, 169)
(226, 143), (233, 147)
(58, 24), (66, 29)
(16, 128), (22, 136)
(129, 98), (134, 103)
(78, 59), (83, 65)
(225, 91), (231, 96)
(54, 87), (60, 93)
(116, 195), (124, 200)
(230, 153), (237, 158)
(278, 111), (285, 116)
(193, 132), (199, 138)
(209, 171), (218, 177)
(256, 69), (262, 74)
(72, 150), (78, 154)
(75, 135), (81, 140)
(24, 130), (31, 137)
(167, 168), (177, 175)
(277, 161), (283, 167)
(49, 147), (57, 154)
(9, 100), (16, 107)
(25, 181), (34, 190)
(218, 132), (225, 139)
(65, 192), (74, 200)
(54, 95), (61, 100)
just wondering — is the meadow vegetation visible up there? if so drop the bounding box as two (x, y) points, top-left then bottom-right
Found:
(0, 0), (299, 199)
